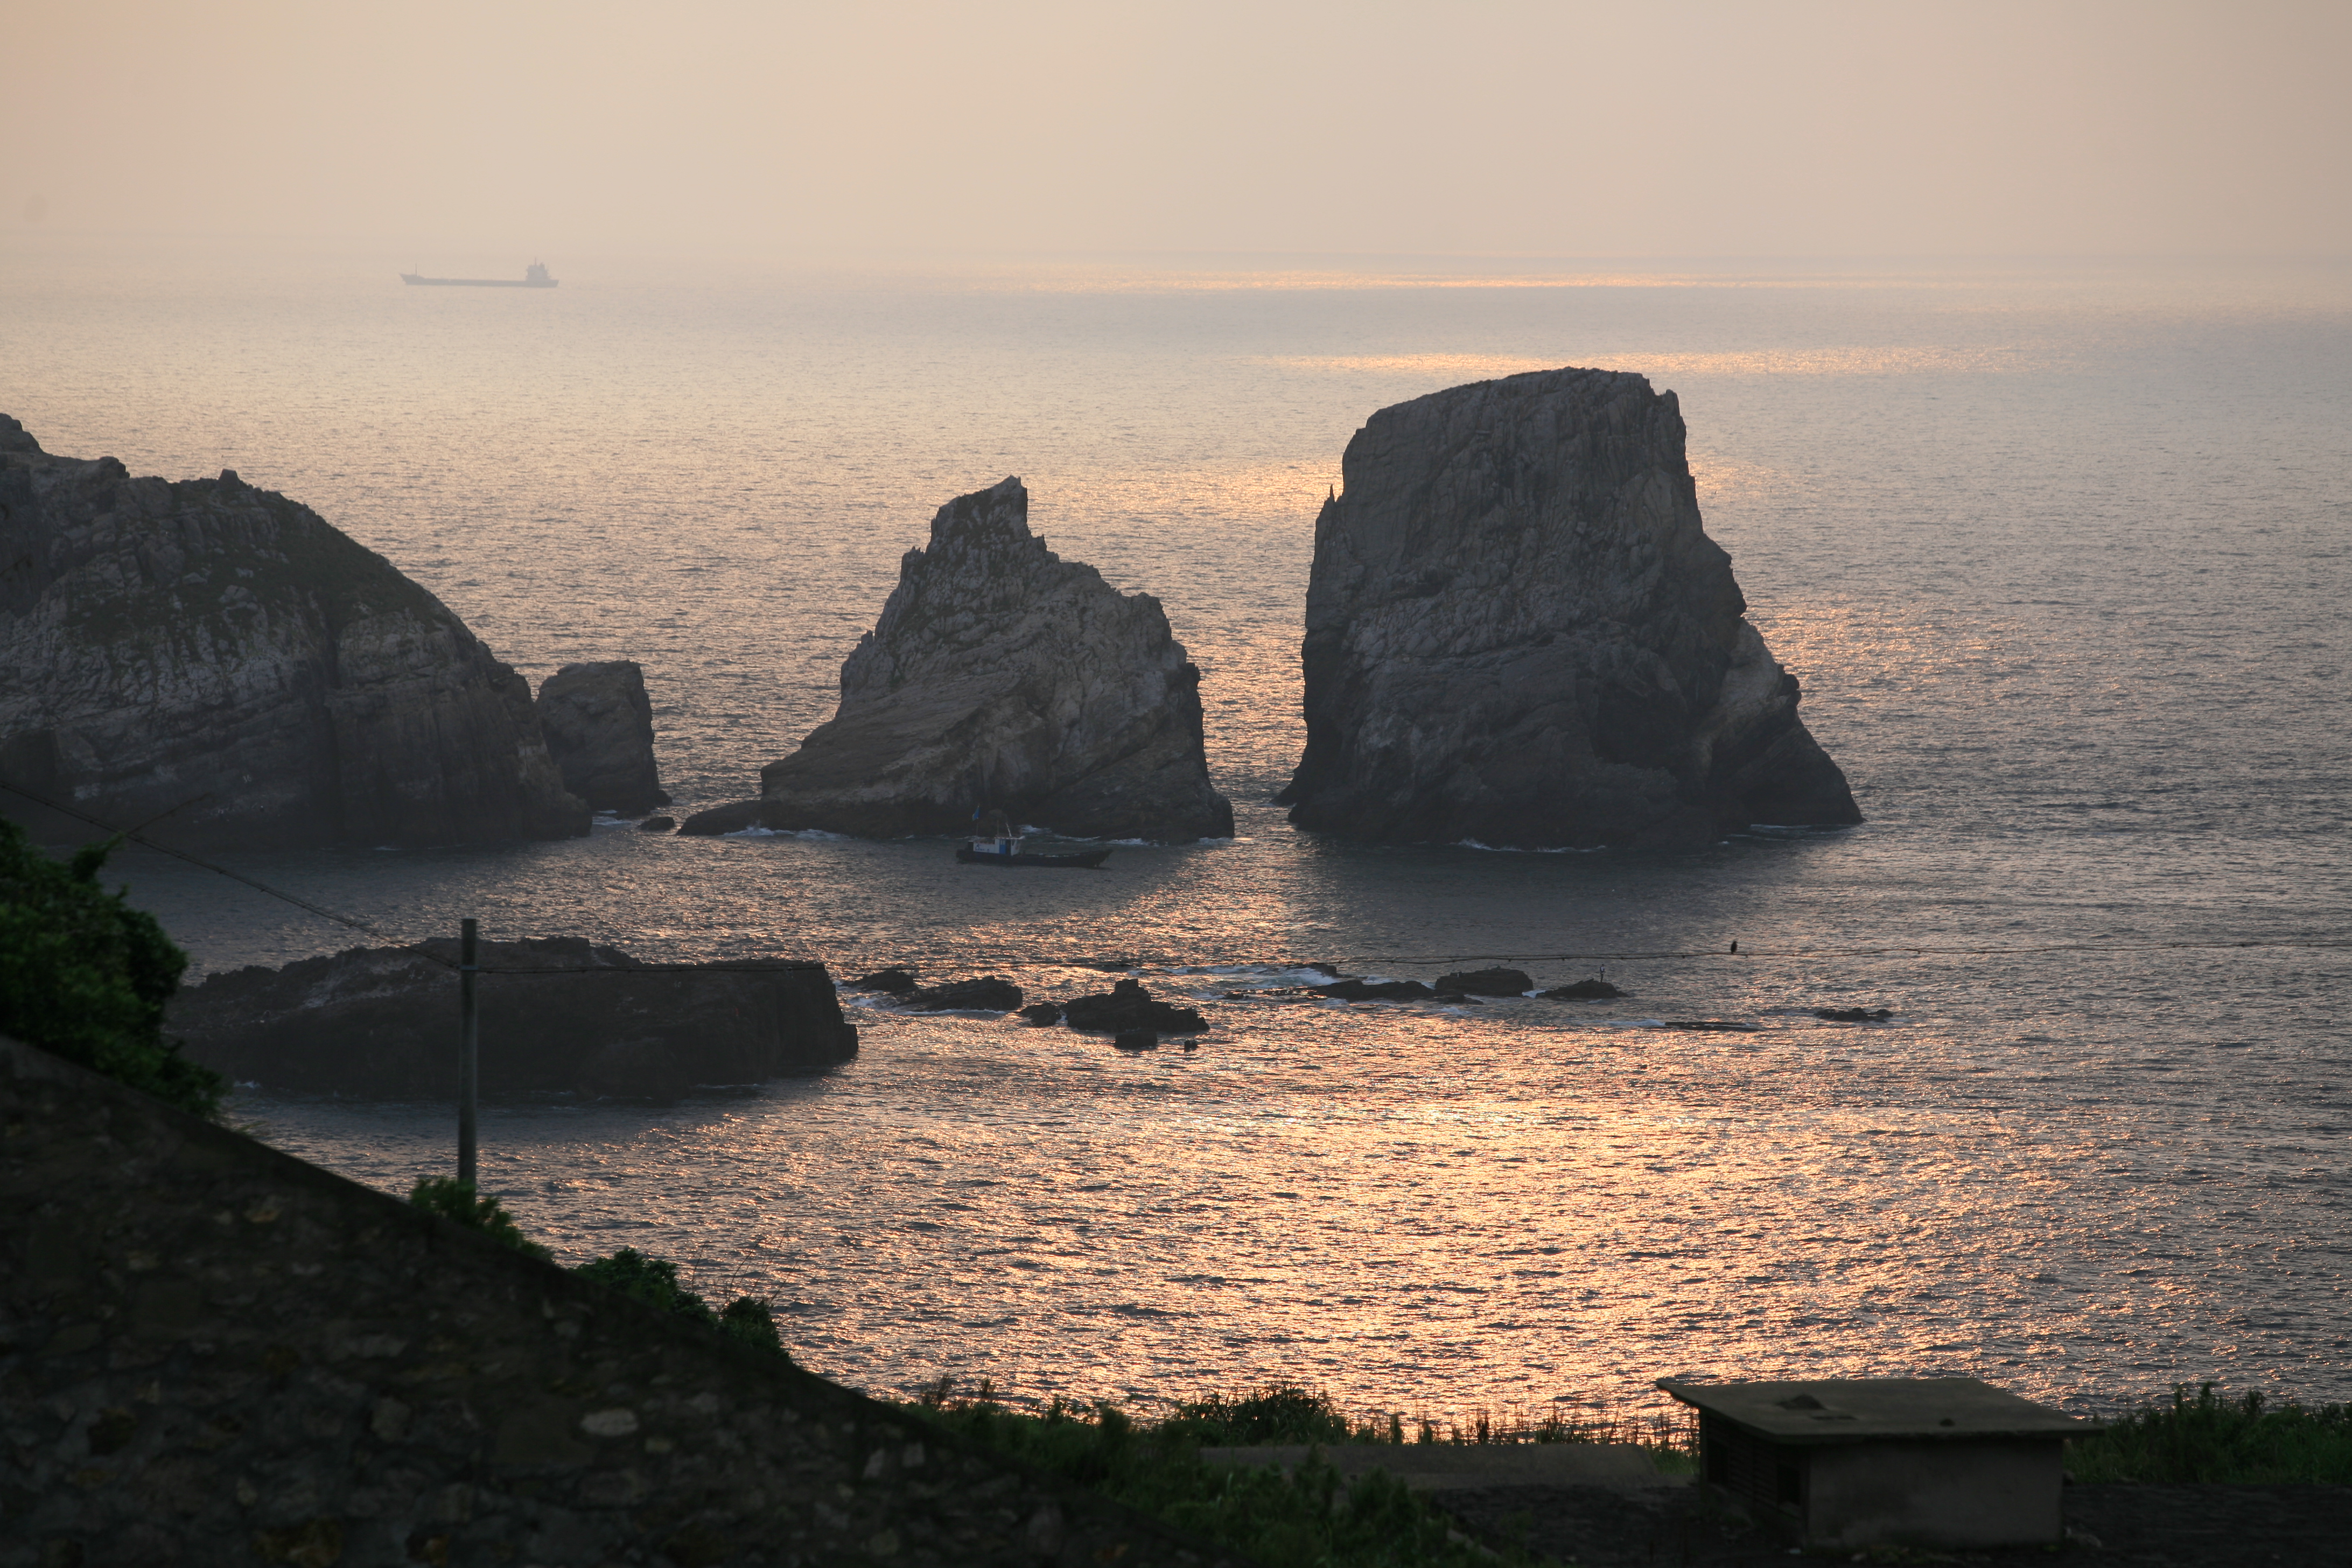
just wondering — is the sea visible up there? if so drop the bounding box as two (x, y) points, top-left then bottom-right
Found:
(5, 240), (2348, 1427)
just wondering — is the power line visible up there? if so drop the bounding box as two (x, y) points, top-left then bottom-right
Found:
(10, 776), (2347, 978)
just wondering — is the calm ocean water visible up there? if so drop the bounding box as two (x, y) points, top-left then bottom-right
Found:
(6, 241), (2348, 1420)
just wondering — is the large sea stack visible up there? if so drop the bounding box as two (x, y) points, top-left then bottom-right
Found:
(0, 415), (587, 849)
(684, 477), (1231, 841)
(1276, 370), (1859, 848)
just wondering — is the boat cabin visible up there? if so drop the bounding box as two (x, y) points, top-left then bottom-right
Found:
(969, 833), (1021, 857)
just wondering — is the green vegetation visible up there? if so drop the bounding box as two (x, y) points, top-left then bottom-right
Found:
(407, 1177), (552, 1258)
(909, 1380), (1581, 1568)
(0, 817), (226, 1117)
(2069, 1383), (2352, 1484)
(402, 1182), (789, 1361)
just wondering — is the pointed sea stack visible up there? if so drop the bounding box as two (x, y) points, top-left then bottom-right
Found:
(683, 478), (1231, 841)
(1275, 370), (1859, 849)
(0, 414), (588, 849)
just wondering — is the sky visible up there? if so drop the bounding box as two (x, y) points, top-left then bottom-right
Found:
(6, 0), (2347, 260)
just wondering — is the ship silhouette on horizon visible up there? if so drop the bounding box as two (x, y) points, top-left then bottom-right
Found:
(400, 261), (557, 288)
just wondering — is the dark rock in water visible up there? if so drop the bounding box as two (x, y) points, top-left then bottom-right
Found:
(638, 814), (677, 832)
(1815, 1006), (1895, 1022)
(1312, 978), (1439, 1002)
(1112, 1028), (1159, 1051)
(1542, 978), (1625, 999)
(1019, 1001), (1063, 1025)
(168, 939), (856, 1098)
(1275, 369), (1861, 849)
(678, 798), (768, 835)
(0, 416), (588, 850)
(851, 967), (919, 993)
(537, 661), (670, 815)
(1300, 962), (1341, 977)
(1061, 977), (1207, 1035)
(897, 976), (1023, 1012)
(1665, 1020), (1762, 1032)
(703, 478), (1233, 843)
(1436, 967), (1534, 996)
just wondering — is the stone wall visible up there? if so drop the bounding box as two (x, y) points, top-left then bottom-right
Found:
(0, 1036), (1247, 1567)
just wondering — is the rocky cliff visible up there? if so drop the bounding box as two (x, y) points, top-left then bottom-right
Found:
(0, 415), (587, 849)
(536, 660), (669, 815)
(1276, 369), (1859, 848)
(684, 477), (1231, 841)
(169, 938), (856, 1098)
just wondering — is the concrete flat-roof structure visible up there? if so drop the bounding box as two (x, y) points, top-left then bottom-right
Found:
(1658, 1376), (2098, 1550)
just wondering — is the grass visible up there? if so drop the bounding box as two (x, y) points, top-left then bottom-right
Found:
(2069, 1383), (2352, 1485)
(906, 1378), (1690, 1567)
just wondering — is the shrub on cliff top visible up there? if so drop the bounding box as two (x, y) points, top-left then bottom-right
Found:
(408, 1178), (553, 1259)
(573, 1246), (790, 1360)
(0, 818), (225, 1118)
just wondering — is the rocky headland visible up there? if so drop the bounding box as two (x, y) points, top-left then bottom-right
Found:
(536, 660), (670, 815)
(168, 937), (857, 1098)
(1275, 369), (1860, 849)
(683, 477), (1231, 841)
(0, 415), (587, 849)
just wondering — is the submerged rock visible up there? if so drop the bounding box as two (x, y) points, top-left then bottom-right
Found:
(168, 939), (857, 1098)
(1061, 977), (1208, 1035)
(1436, 967), (1534, 996)
(1018, 1001), (1064, 1025)
(638, 815), (677, 832)
(537, 661), (670, 815)
(1275, 370), (1860, 849)
(1112, 1028), (1159, 1051)
(1815, 1006), (1894, 1022)
(896, 976), (1023, 1012)
(850, 967), (919, 993)
(683, 478), (1231, 842)
(1311, 978), (1438, 1002)
(0, 415), (587, 849)
(1542, 978), (1625, 999)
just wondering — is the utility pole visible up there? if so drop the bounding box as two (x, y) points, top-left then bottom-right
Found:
(458, 917), (479, 1186)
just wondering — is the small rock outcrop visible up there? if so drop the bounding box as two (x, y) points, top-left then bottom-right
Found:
(0, 415), (587, 849)
(894, 976), (1024, 1012)
(1275, 370), (1860, 849)
(1061, 977), (1208, 1035)
(1436, 967), (1534, 996)
(168, 939), (857, 1098)
(536, 660), (670, 814)
(1542, 978), (1625, 999)
(683, 478), (1231, 842)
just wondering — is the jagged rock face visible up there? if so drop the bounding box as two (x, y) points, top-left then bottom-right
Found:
(690, 477), (1231, 841)
(1276, 369), (1860, 849)
(537, 660), (670, 814)
(167, 937), (857, 1098)
(0, 416), (587, 849)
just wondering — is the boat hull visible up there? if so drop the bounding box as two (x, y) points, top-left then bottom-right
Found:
(955, 847), (1112, 869)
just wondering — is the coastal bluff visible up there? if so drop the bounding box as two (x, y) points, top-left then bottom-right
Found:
(0, 414), (586, 849)
(0, 1034), (1246, 1566)
(685, 477), (1231, 842)
(1276, 369), (1860, 849)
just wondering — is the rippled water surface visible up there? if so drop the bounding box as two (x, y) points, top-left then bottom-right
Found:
(7, 244), (2348, 1418)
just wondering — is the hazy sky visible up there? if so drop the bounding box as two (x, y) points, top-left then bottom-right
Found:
(9, 0), (2347, 258)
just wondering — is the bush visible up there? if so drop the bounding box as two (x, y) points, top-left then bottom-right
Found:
(2070, 1383), (2352, 1484)
(912, 1381), (1536, 1568)
(408, 1178), (552, 1258)
(574, 1246), (790, 1360)
(0, 818), (224, 1117)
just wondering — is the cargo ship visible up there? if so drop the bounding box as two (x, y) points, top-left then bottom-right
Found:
(400, 261), (557, 288)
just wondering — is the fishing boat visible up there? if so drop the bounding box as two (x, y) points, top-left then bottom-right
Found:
(400, 261), (558, 288)
(956, 822), (1111, 869)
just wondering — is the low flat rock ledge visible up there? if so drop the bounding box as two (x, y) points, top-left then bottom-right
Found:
(536, 660), (670, 815)
(1, 1035), (1250, 1567)
(1275, 369), (1859, 849)
(169, 937), (856, 1098)
(685, 477), (1233, 842)
(0, 414), (587, 850)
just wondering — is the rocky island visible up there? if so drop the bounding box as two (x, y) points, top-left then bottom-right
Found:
(0, 415), (587, 849)
(536, 659), (670, 815)
(684, 477), (1231, 841)
(1275, 370), (1860, 849)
